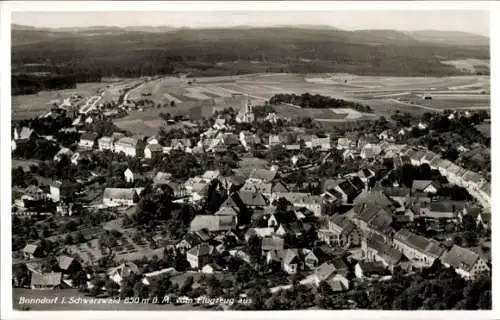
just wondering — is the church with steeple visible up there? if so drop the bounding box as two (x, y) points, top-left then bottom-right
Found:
(235, 95), (255, 123)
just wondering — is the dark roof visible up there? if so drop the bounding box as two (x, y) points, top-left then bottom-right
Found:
(359, 261), (387, 274)
(187, 243), (214, 257)
(80, 132), (98, 141)
(237, 191), (268, 207)
(353, 190), (396, 208)
(381, 187), (410, 198)
(336, 180), (360, 200)
(367, 235), (403, 265)
(394, 229), (445, 258)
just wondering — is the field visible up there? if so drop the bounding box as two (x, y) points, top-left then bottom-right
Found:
(12, 73), (490, 131)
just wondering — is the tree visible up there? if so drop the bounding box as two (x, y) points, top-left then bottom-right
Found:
(180, 276), (194, 296)
(105, 279), (120, 298)
(247, 235), (261, 262)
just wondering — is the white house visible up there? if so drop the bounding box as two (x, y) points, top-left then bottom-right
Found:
(124, 168), (135, 183)
(103, 188), (138, 207)
(114, 137), (142, 157)
(144, 144), (163, 159)
(98, 136), (114, 151)
(78, 133), (97, 149)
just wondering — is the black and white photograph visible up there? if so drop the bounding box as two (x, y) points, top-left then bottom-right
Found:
(1, 1), (496, 316)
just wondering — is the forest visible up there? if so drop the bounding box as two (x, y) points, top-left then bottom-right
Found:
(269, 93), (373, 113)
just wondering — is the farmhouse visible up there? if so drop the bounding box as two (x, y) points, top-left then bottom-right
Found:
(411, 180), (441, 194)
(190, 215), (236, 232)
(440, 245), (490, 280)
(108, 262), (140, 285)
(103, 188), (139, 207)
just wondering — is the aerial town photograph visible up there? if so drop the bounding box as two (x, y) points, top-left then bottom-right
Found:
(5, 4), (493, 313)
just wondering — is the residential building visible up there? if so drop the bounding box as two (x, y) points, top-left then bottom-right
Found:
(362, 234), (406, 272)
(124, 168), (134, 183)
(440, 245), (490, 280)
(98, 136), (114, 151)
(189, 215), (236, 232)
(144, 144), (163, 159)
(22, 243), (42, 260)
(393, 229), (445, 268)
(187, 243), (214, 269)
(78, 132), (97, 149)
(300, 260), (350, 292)
(108, 262), (140, 285)
(411, 180), (440, 194)
(114, 137), (143, 157)
(102, 188), (139, 206)
(30, 272), (62, 290)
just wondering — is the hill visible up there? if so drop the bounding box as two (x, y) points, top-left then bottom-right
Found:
(405, 30), (489, 46)
(11, 25), (489, 79)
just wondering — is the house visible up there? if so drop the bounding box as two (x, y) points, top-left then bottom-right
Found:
(30, 272), (62, 290)
(261, 236), (285, 253)
(271, 192), (324, 216)
(440, 245), (490, 280)
(142, 268), (176, 286)
(13, 126), (34, 141)
(354, 261), (388, 278)
(144, 144), (163, 159)
(337, 137), (357, 150)
(393, 229), (445, 268)
(108, 262), (140, 285)
(124, 168), (135, 183)
(56, 255), (82, 274)
(318, 215), (363, 248)
(153, 171), (172, 186)
(186, 243), (214, 269)
(98, 136), (114, 151)
(78, 132), (97, 149)
(412, 180), (441, 194)
(333, 178), (365, 204)
(146, 136), (160, 145)
(50, 181), (62, 202)
(300, 261), (350, 292)
(201, 263), (223, 274)
(239, 131), (261, 150)
(189, 215), (236, 232)
(476, 211), (491, 229)
(237, 191), (268, 208)
(309, 137), (332, 151)
(114, 137), (143, 157)
(268, 134), (283, 147)
(357, 168), (376, 184)
(380, 187), (410, 208)
(22, 243), (42, 260)
(417, 201), (459, 222)
(353, 190), (397, 209)
(378, 130), (394, 141)
(170, 138), (192, 151)
(245, 227), (274, 242)
(351, 204), (393, 241)
(268, 249), (301, 274)
(53, 147), (74, 162)
(247, 168), (278, 183)
(360, 144), (383, 160)
(103, 188), (139, 206)
(362, 234), (406, 272)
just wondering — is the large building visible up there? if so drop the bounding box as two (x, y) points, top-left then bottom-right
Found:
(114, 137), (143, 157)
(235, 96), (255, 123)
(393, 229), (445, 268)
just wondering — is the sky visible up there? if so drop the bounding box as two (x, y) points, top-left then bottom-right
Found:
(11, 10), (490, 36)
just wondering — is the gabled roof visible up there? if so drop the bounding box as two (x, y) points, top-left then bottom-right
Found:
(115, 137), (139, 147)
(412, 180), (440, 192)
(380, 187), (410, 198)
(367, 235), (403, 265)
(237, 191), (268, 207)
(440, 245), (481, 272)
(16, 127), (34, 140)
(246, 227), (274, 239)
(359, 260), (387, 274)
(187, 243), (214, 257)
(353, 190), (395, 208)
(190, 215), (235, 232)
(80, 132), (98, 141)
(280, 249), (300, 265)
(262, 236), (285, 251)
(215, 206), (239, 217)
(23, 244), (39, 254)
(31, 272), (61, 286)
(248, 169), (278, 182)
(394, 229), (445, 258)
(57, 255), (76, 270)
(146, 143), (163, 151)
